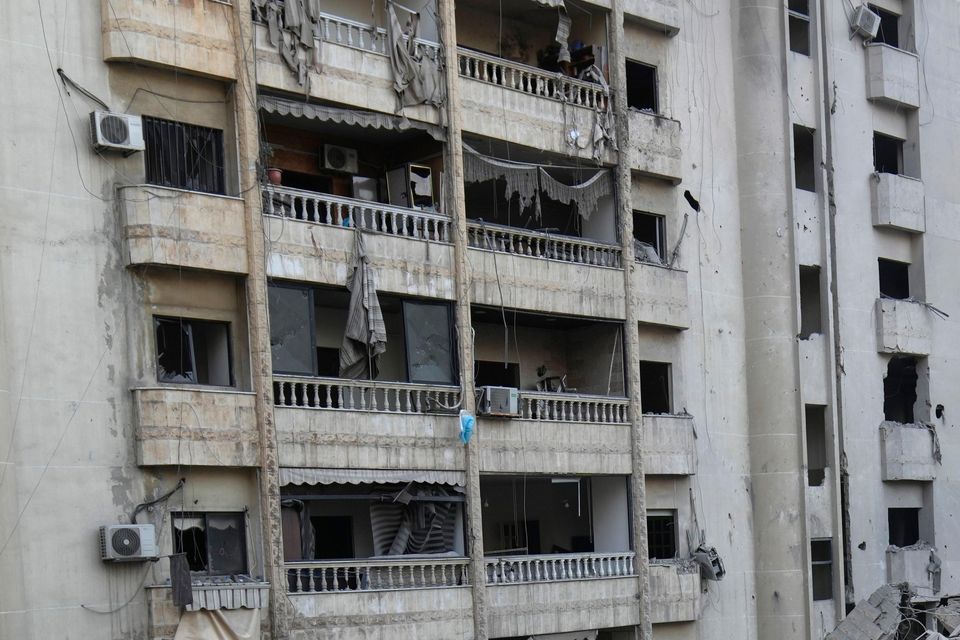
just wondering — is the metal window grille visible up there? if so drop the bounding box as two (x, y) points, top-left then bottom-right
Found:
(647, 512), (677, 560)
(143, 116), (226, 195)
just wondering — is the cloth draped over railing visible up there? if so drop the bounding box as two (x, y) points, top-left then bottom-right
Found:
(387, 2), (445, 110)
(253, 0), (323, 86)
(258, 95), (447, 141)
(340, 231), (387, 380)
(463, 147), (613, 221)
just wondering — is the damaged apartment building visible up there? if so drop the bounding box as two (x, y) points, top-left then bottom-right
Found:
(2, 0), (960, 639)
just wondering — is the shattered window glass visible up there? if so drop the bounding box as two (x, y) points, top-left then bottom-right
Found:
(156, 317), (197, 383)
(173, 512), (247, 577)
(402, 301), (455, 384)
(268, 285), (316, 375)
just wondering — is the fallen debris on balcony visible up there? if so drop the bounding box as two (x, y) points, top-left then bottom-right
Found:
(825, 584), (906, 640)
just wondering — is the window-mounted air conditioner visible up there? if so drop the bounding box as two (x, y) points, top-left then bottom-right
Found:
(323, 144), (359, 174)
(89, 111), (145, 153)
(851, 5), (881, 40)
(478, 386), (520, 417)
(99, 524), (158, 562)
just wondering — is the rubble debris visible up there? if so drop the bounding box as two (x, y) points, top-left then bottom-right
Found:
(825, 584), (904, 640)
(933, 598), (960, 635)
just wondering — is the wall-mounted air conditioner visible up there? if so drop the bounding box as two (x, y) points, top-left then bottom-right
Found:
(99, 524), (158, 562)
(89, 111), (145, 153)
(851, 5), (881, 40)
(478, 386), (520, 417)
(323, 144), (359, 174)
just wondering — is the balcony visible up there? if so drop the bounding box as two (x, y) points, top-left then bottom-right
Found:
(121, 185), (248, 274)
(253, 9), (442, 123)
(624, 0), (680, 35)
(875, 298), (933, 356)
(887, 544), (939, 600)
(102, 0), (237, 79)
(477, 391), (631, 475)
(627, 110), (683, 183)
(633, 262), (689, 329)
(485, 551), (636, 585)
(871, 173), (925, 233)
(866, 44), (920, 109)
(649, 561), (701, 623)
(643, 414), (696, 475)
(132, 387), (259, 467)
(273, 376), (463, 470)
(880, 422), (938, 482)
(286, 557), (470, 593)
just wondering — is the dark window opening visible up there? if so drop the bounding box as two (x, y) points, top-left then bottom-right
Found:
(878, 258), (910, 299)
(788, 0), (809, 12)
(648, 511), (677, 560)
(155, 317), (232, 386)
(888, 508), (920, 547)
(793, 125), (817, 192)
(799, 265), (822, 339)
(788, 12), (811, 55)
(311, 516), (354, 560)
(873, 133), (903, 175)
(633, 211), (666, 264)
(884, 356), (918, 424)
(868, 5), (900, 48)
(143, 116), (226, 195)
(173, 512), (247, 577)
(475, 361), (521, 388)
(811, 539), (833, 601)
(805, 405), (828, 486)
(625, 60), (658, 112)
(316, 347), (340, 378)
(639, 361), (671, 414)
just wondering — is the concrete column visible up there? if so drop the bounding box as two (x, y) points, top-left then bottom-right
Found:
(231, 6), (289, 638)
(438, 2), (487, 637)
(733, 2), (810, 638)
(609, 4), (652, 639)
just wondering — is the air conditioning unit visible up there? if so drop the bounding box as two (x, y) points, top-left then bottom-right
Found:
(99, 524), (158, 562)
(851, 5), (881, 40)
(478, 386), (520, 417)
(89, 111), (144, 153)
(323, 144), (359, 174)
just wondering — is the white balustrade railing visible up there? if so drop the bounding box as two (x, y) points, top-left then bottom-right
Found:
(520, 391), (630, 424)
(286, 557), (470, 593)
(273, 376), (460, 414)
(458, 48), (609, 110)
(485, 552), (636, 585)
(467, 222), (622, 268)
(263, 185), (452, 243)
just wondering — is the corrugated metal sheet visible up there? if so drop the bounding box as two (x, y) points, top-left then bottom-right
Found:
(279, 467), (465, 486)
(185, 583), (271, 612)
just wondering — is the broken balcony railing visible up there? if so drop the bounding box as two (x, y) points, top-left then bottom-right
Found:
(273, 375), (460, 414)
(286, 557), (470, 594)
(485, 551), (636, 585)
(467, 222), (622, 268)
(263, 185), (452, 243)
(457, 48), (609, 111)
(520, 391), (630, 424)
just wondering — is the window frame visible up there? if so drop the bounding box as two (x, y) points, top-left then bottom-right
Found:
(142, 115), (227, 196)
(647, 509), (678, 560)
(172, 511), (249, 578)
(633, 211), (667, 264)
(810, 538), (833, 601)
(154, 315), (234, 387)
(401, 299), (458, 385)
(625, 59), (660, 114)
(267, 282), (318, 377)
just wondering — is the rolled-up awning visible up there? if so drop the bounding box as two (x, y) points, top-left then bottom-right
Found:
(279, 467), (465, 487)
(258, 95), (447, 141)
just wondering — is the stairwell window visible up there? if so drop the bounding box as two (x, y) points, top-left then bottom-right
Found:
(788, 0), (811, 55)
(143, 116), (226, 195)
(173, 512), (248, 577)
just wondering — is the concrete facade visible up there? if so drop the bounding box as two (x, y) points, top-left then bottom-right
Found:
(1, 1), (959, 639)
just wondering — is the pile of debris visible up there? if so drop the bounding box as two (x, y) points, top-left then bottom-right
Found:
(826, 584), (960, 639)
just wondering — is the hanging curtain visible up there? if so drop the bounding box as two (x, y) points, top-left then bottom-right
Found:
(538, 168), (613, 221)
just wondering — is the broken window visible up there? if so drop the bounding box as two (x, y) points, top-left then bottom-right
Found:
(806, 405), (828, 486)
(810, 539), (833, 601)
(878, 258), (910, 299)
(869, 5), (900, 48)
(639, 361), (671, 414)
(799, 265), (822, 339)
(884, 356), (918, 423)
(873, 133), (903, 175)
(647, 510), (677, 560)
(268, 284), (316, 376)
(793, 125), (817, 192)
(402, 301), (456, 384)
(625, 60), (658, 112)
(143, 116), (226, 195)
(155, 316), (232, 386)
(788, 0), (811, 55)
(888, 508), (920, 547)
(475, 361), (521, 388)
(633, 211), (666, 264)
(173, 512), (247, 577)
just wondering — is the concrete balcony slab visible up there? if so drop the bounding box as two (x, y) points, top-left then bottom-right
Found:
(871, 173), (925, 233)
(866, 44), (920, 109)
(649, 561), (701, 623)
(628, 110), (683, 183)
(633, 262), (689, 329)
(875, 298), (933, 356)
(643, 414), (696, 475)
(624, 0), (680, 36)
(880, 421), (938, 481)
